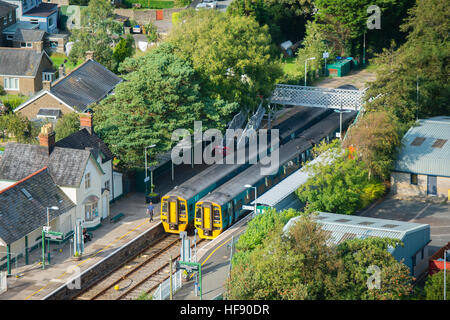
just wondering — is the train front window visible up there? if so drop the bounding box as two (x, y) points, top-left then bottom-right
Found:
(162, 200), (168, 213)
(196, 207), (202, 219)
(179, 203), (186, 215)
(213, 206), (220, 222)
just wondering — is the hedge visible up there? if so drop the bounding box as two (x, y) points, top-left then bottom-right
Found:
(123, 0), (174, 8)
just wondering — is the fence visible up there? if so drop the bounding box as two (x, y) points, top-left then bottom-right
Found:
(271, 84), (367, 110)
(152, 269), (182, 300)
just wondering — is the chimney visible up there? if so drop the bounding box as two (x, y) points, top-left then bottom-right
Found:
(85, 50), (94, 61)
(58, 64), (65, 79)
(42, 80), (52, 91)
(39, 123), (56, 155)
(80, 112), (94, 135)
(34, 41), (43, 53)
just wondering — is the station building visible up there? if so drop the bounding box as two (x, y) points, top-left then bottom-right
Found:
(284, 212), (431, 278)
(390, 116), (450, 200)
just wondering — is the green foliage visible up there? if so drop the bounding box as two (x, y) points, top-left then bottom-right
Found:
(93, 43), (239, 168)
(0, 94), (27, 112)
(227, 214), (413, 300)
(143, 22), (159, 43)
(174, 0), (190, 7)
(365, 0), (450, 121)
(343, 111), (402, 180)
(334, 237), (413, 300)
(0, 113), (39, 144)
(69, 0), (123, 71)
(424, 270), (450, 300)
(227, 0), (314, 44)
(55, 112), (80, 141)
(296, 141), (386, 215)
(0, 85), (5, 96)
(137, 291), (153, 300)
(122, 0), (174, 9)
(112, 36), (135, 71)
(168, 10), (282, 112)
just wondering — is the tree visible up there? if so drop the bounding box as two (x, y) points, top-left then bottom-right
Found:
(295, 141), (385, 215)
(424, 270), (450, 300)
(112, 35), (135, 71)
(365, 0), (450, 121)
(226, 214), (344, 300)
(69, 0), (123, 71)
(227, 212), (414, 300)
(0, 113), (39, 144)
(343, 111), (402, 180)
(168, 10), (282, 112)
(227, 0), (314, 44)
(55, 112), (80, 141)
(334, 238), (413, 300)
(93, 43), (238, 169)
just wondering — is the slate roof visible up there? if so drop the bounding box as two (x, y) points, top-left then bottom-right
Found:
(394, 117), (450, 177)
(22, 3), (57, 17)
(0, 143), (92, 187)
(0, 167), (75, 246)
(55, 128), (114, 163)
(0, 0), (16, 18)
(13, 28), (46, 42)
(0, 48), (45, 77)
(50, 59), (122, 112)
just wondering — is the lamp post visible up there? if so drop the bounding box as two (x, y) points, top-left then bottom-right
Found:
(42, 206), (59, 270)
(144, 144), (156, 195)
(334, 107), (352, 140)
(304, 57), (316, 86)
(245, 184), (257, 214)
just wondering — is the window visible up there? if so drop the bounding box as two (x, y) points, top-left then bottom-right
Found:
(104, 180), (110, 190)
(3, 17), (6, 26)
(410, 173), (418, 185)
(3, 78), (19, 90)
(6, 35), (13, 40)
(48, 17), (54, 27)
(43, 72), (54, 82)
(85, 202), (98, 221)
(8, 13), (12, 23)
(84, 172), (91, 189)
(21, 42), (32, 48)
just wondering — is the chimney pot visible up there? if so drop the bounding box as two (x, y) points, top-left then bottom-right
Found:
(42, 80), (51, 91)
(85, 51), (95, 61)
(58, 64), (65, 79)
(80, 112), (94, 135)
(39, 123), (56, 154)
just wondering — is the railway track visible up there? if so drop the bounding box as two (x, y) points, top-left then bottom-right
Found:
(75, 234), (204, 300)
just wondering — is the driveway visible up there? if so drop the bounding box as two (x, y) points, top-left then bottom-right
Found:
(359, 197), (450, 254)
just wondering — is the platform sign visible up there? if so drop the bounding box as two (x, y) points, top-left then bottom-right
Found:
(242, 205), (254, 211)
(45, 231), (64, 241)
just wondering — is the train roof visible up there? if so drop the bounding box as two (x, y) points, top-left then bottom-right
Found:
(199, 136), (312, 206)
(163, 106), (329, 201)
(199, 110), (357, 206)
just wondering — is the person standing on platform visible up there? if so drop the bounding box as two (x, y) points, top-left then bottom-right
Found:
(147, 201), (154, 222)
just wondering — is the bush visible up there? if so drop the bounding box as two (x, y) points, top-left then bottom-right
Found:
(424, 270), (450, 300)
(0, 85), (5, 96)
(360, 183), (386, 208)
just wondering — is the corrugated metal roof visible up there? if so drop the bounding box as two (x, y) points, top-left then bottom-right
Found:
(252, 153), (333, 207)
(283, 212), (429, 244)
(395, 117), (450, 177)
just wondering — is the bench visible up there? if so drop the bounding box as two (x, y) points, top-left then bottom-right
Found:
(110, 212), (125, 223)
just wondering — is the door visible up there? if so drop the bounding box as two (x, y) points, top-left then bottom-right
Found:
(203, 206), (211, 231)
(102, 195), (108, 219)
(156, 10), (163, 20)
(427, 175), (437, 195)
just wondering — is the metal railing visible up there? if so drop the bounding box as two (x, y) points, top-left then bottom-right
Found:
(152, 269), (182, 300)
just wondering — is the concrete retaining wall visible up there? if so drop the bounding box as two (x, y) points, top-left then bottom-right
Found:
(43, 223), (166, 300)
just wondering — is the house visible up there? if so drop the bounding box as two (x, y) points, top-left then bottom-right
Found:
(0, 123), (110, 231)
(0, 0), (17, 46)
(0, 47), (55, 96)
(11, 28), (45, 51)
(390, 116), (450, 200)
(284, 212), (431, 277)
(55, 112), (123, 202)
(14, 54), (122, 120)
(0, 167), (76, 274)
(3, 0), (58, 34)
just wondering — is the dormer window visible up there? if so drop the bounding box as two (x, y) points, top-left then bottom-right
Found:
(43, 72), (55, 82)
(21, 42), (32, 48)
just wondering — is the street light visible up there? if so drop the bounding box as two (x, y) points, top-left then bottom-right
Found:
(42, 206), (59, 270)
(333, 107), (352, 140)
(304, 57), (316, 86)
(244, 184), (257, 214)
(145, 144), (156, 195)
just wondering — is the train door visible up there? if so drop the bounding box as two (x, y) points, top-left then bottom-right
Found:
(201, 202), (213, 236)
(168, 196), (179, 227)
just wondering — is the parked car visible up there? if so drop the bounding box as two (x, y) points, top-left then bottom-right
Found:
(196, 0), (217, 10)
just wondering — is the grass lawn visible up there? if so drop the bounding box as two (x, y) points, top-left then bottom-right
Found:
(50, 53), (84, 74)
(281, 57), (300, 75)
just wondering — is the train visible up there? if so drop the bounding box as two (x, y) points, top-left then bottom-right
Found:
(194, 110), (357, 239)
(160, 107), (331, 234)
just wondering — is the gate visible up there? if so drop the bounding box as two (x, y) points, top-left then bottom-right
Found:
(156, 10), (164, 20)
